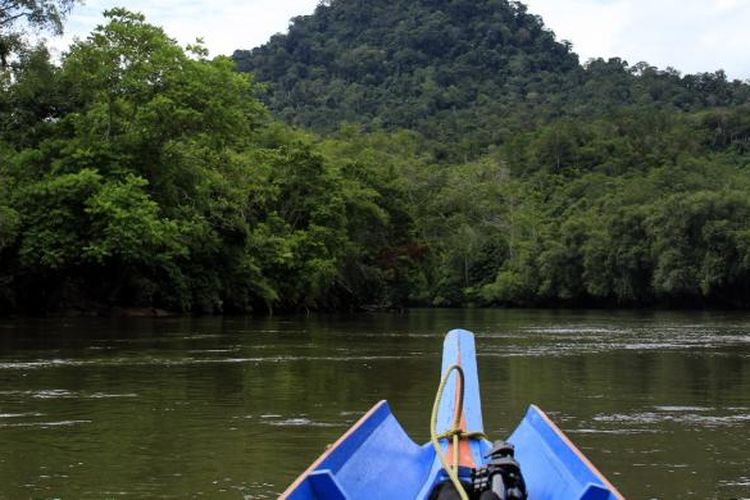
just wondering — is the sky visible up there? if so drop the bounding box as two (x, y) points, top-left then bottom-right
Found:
(49, 0), (750, 80)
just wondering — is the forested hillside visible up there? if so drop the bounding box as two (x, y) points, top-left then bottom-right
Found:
(231, 0), (750, 309)
(2, 1), (750, 314)
(234, 0), (750, 160)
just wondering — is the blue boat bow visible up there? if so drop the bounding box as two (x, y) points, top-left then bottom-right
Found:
(281, 329), (623, 499)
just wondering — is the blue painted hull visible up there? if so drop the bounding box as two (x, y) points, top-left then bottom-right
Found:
(282, 329), (623, 499)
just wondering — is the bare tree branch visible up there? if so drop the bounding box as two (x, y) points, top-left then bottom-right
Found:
(0, 0), (80, 66)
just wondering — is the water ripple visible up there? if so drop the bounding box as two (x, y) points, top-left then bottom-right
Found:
(0, 390), (137, 400)
(0, 412), (44, 418)
(259, 415), (348, 428)
(0, 354), (414, 371)
(593, 409), (750, 428)
(0, 419), (92, 428)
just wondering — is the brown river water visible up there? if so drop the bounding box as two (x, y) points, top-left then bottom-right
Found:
(0, 309), (748, 498)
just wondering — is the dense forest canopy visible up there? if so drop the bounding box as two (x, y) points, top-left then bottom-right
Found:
(234, 0), (750, 161)
(2, 0), (750, 314)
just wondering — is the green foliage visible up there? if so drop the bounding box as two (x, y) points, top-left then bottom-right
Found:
(234, 0), (581, 160)
(4, 1), (750, 313)
(83, 174), (183, 265)
(16, 168), (103, 270)
(475, 123), (750, 307)
(317, 127), (428, 307)
(234, 0), (750, 162)
(0, 9), (428, 313)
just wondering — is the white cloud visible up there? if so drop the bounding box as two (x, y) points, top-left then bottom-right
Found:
(713, 0), (739, 11)
(524, 0), (750, 79)
(47, 0), (750, 80)
(50, 0), (321, 58)
(522, 0), (633, 60)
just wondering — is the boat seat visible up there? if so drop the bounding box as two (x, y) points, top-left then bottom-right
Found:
(309, 470), (348, 500)
(579, 483), (612, 500)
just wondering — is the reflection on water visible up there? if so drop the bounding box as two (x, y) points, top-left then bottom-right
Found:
(0, 309), (748, 498)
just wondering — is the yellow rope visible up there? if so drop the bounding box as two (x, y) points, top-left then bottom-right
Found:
(429, 364), (488, 500)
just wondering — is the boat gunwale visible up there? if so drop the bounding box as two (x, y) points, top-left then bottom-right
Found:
(531, 404), (625, 499)
(278, 399), (388, 499)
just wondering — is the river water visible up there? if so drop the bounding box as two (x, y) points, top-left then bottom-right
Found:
(0, 310), (748, 498)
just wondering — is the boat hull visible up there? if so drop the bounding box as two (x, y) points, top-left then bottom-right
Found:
(280, 330), (623, 499)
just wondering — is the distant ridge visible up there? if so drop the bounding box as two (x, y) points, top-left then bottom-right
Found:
(234, 0), (579, 151)
(233, 0), (749, 158)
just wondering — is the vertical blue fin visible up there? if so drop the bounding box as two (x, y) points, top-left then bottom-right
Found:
(436, 329), (484, 434)
(508, 405), (624, 500)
